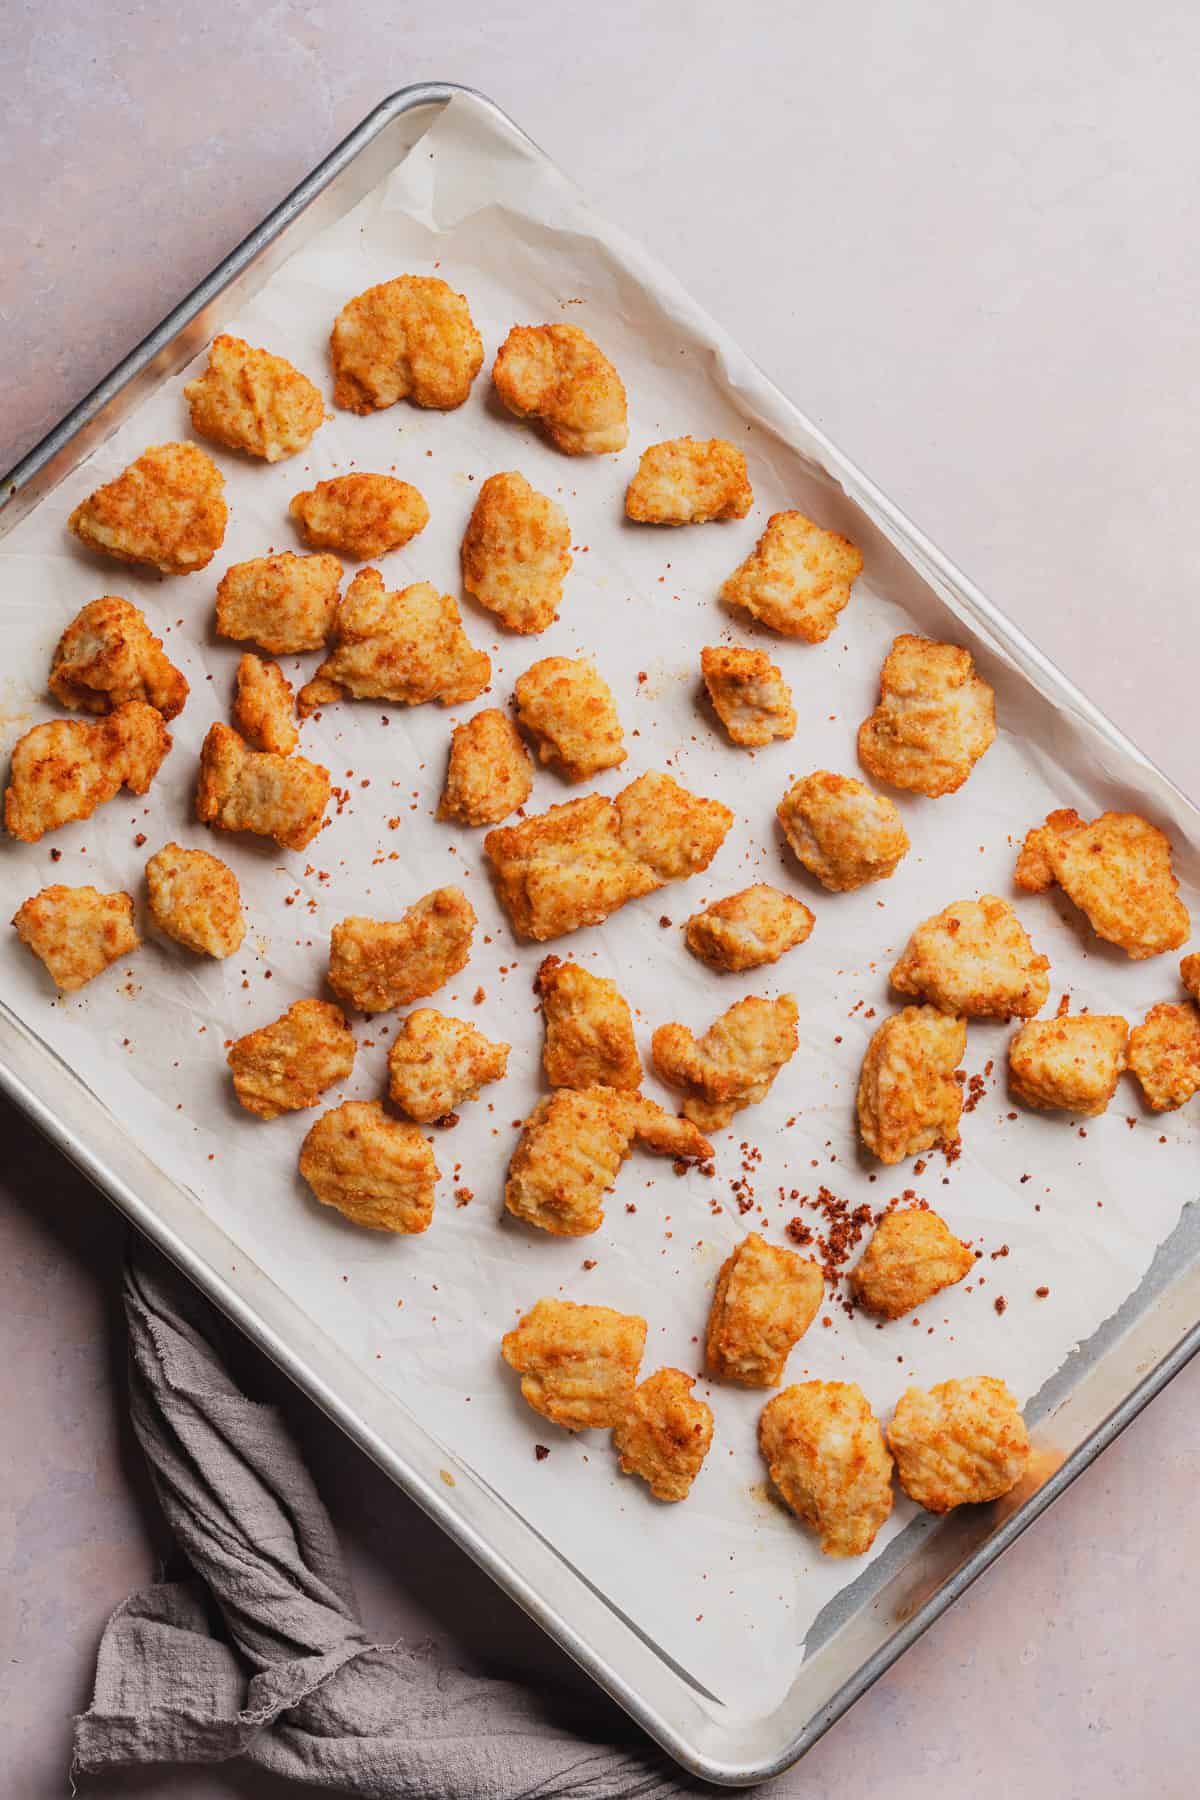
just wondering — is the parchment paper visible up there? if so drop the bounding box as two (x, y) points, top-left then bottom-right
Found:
(1, 93), (1196, 1716)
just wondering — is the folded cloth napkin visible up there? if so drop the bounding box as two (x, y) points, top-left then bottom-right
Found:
(73, 1241), (692, 1797)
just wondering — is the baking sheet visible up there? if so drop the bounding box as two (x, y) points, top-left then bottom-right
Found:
(1, 92), (1197, 1719)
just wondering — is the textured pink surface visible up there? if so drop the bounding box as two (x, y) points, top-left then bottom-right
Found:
(2, 6), (1198, 1797)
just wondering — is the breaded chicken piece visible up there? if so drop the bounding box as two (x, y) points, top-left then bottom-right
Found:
(49, 596), (188, 720)
(461, 472), (573, 634)
(289, 474), (429, 561)
(327, 887), (475, 1014)
(299, 1099), (439, 1234)
(227, 998), (356, 1121)
(777, 771), (909, 892)
(195, 723), (329, 852)
(232, 653), (298, 755)
(145, 842), (245, 958)
(296, 570), (490, 715)
(484, 772), (733, 941)
(5, 702), (171, 843)
(514, 656), (626, 782)
(535, 954), (641, 1090)
(1014, 808), (1190, 961)
(890, 895), (1050, 1020)
(184, 334), (324, 462)
(612, 1369), (714, 1502)
(492, 323), (627, 455)
(721, 511), (863, 643)
(850, 1207), (974, 1320)
(858, 635), (996, 797)
(625, 437), (752, 525)
(504, 1087), (711, 1237)
(1007, 1012), (1128, 1116)
(215, 552), (343, 655)
(438, 708), (533, 827)
(684, 885), (814, 973)
(386, 1007), (510, 1123)
(1182, 953), (1200, 1002)
(501, 1298), (645, 1431)
(67, 442), (227, 575)
(12, 884), (138, 993)
(1127, 1002), (1200, 1112)
(857, 1005), (966, 1166)
(331, 275), (484, 414)
(759, 1381), (894, 1557)
(888, 1377), (1029, 1514)
(651, 994), (799, 1132)
(706, 1232), (822, 1386)
(700, 645), (795, 747)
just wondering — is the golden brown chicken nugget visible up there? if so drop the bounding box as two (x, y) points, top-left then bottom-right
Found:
(145, 842), (245, 958)
(49, 595), (188, 721)
(1182, 954), (1200, 1003)
(857, 1005), (966, 1166)
(777, 770), (910, 892)
(612, 1368), (714, 1502)
(1007, 1012), (1128, 1117)
(614, 770), (734, 884)
(289, 474), (429, 561)
(12, 884), (138, 993)
(215, 552), (343, 656)
(684, 885), (814, 973)
(706, 1232), (822, 1387)
(514, 656), (626, 782)
(700, 645), (795, 747)
(1014, 808), (1189, 960)
(759, 1381), (894, 1557)
(232, 653), (298, 755)
(721, 511), (863, 643)
(195, 722), (329, 852)
(68, 442), (227, 576)
(492, 323), (627, 455)
(890, 895), (1050, 1020)
(184, 334), (324, 462)
(1127, 1002), (1200, 1112)
(296, 570), (490, 715)
(386, 1007), (510, 1123)
(625, 437), (752, 525)
(327, 887), (475, 1015)
(438, 708), (533, 827)
(227, 998), (356, 1121)
(5, 702), (171, 843)
(888, 1377), (1029, 1513)
(535, 954), (641, 1090)
(858, 635), (995, 798)
(461, 472), (573, 634)
(299, 1099), (438, 1234)
(331, 275), (484, 413)
(850, 1206), (974, 1320)
(501, 1297), (646, 1430)
(652, 994), (799, 1132)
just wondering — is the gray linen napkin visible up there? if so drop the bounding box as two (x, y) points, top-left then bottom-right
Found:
(73, 1242), (691, 1797)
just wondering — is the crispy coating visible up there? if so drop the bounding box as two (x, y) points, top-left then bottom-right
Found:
(721, 511), (863, 643)
(888, 1377), (1029, 1514)
(700, 645), (795, 747)
(706, 1232), (822, 1386)
(759, 1381), (894, 1557)
(215, 552), (343, 655)
(858, 635), (996, 797)
(386, 1007), (510, 1123)
(612, 1368), (714, 1502)
(857, 1005), (966, 1166)
(777, 771), (909, 892)
(68, 442), (227, 575)
(145, 842), (245, 958)
(299, 1100), (438, 1234)
(232, 654), (298, 755)
(535, 954), (641, 1090)
(327, 887), (475, 1014)
(492, 323), (628, 455)
(1128, 1002), (1200, 1112)
(195, 722), (328, 852)
(890, 895), (1050, 1020)
(1182, 954), (1200, 1003)
(5, 702), (171, 843)
(513, 656), (626, 782)
(501, 1298), (646, 1431)
(684, 884), (814, 973)
(484, 771), (733, 942)
(1007, 1012), (1129, 1117)
(438, 708), (533, 827)
(850, 1207), (974, 1320)
(49, 595), (188, 720)
(227, 998), (356, 1121)
(297, 570), (490, 714)
(331, 275), (483, 414)
(289, 474), (429, 560)
(651, 994), (799, 1132)
(1014, 808), (1190, 960)
(184, 334), (324, 462)
(12, 884), (138, 993)
(504, 1087), (711, 1237)
(461, 472), (573, 634)
(625, 437), (752, 525)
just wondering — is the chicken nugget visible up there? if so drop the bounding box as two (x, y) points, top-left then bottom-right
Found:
(857, 1005), (966, 1166)
(1127, 1002), (1200, 1112)
(438, 708), (533, 827)
(215, 552), (343, 656)
(145, 842), (245, 958)
(759, 1381), (894, 1557)
(777, 770), (909, 893)
(625, 437), (752, 525)
(535, 954), (641, 1090)
(12, 884), (138, 993)
(68, 442), (227, 575)
(184, 334), (324, 461)
(612, 1368), (714, 1502)
(850, 1206), (974, 1320)
(386, 1007), (510, 1123)
(49, 595), (188, 720)
(858, 635), (995, 797)
(501, 1297), (645, 1430)
(514, 656), (626, 782)
(721, 510), (863, 643)
(5, 702), (171, 843)
(299, 1099), (438, 1234)
(492, 323), (627, 455)
(461, 471), (573, 634)
(706, 1232), (822, 1386)
(327, 887), (475, 1014)
(684, 885), (814, 973)
(888, 1377), (1029, 1513)
(331, 275), (484, 413)
(195, 722), (328, 852)
(1015, 808), (1189, 960)
(651, 994), (798, 1132)
(614, 770), (734, 884)
(1182, 953), (1200, 1003)
(227, 998), (356, 1120)
(1007, 1012), (1128, 1116)
(232, 653), (298, 755)
(296, 570), (489, 715)
(890, 895), (1050, 1020)
(700, 645), (795, 747)
(289, 474), (429, 560)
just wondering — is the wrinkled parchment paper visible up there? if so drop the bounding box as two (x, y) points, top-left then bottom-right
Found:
(1, 94), (1197, 1716)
